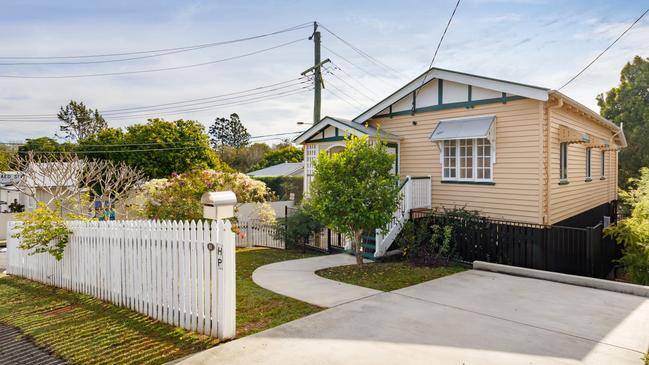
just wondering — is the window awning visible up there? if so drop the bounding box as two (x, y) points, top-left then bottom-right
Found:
(429, 115), (495, 143)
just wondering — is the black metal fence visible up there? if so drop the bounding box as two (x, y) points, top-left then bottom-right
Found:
(410, 210), (621, 278)
(284, 206), (346, 253)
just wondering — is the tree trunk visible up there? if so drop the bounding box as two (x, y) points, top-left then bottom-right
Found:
(353, 230), (363, 266)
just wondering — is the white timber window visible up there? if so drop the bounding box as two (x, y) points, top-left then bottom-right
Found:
(431, 115), (496, 183)
(304, 144), (319, 194)
(585, 148), (592, 180)
(601, 150), (606, 178)
(560, 143), (568, 182)
(441, 138), (493, 182)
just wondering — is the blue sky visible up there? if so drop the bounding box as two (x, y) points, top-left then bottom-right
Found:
(0, 0), (647, 142)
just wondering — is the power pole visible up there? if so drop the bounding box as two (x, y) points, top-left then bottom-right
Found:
(301, 22), (330, 125)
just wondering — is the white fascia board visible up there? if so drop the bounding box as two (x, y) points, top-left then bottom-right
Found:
(432, 69), (549, 102)
(293, 117), (365, 144)
(352, 76), (429, 125)
(353, 68), (550, 125)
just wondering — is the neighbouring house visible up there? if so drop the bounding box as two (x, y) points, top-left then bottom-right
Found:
(294, 67), (626, 258)
(0, 172), (26, 212)
(0, 162), (81, 212)
(247, 162), (304, 177)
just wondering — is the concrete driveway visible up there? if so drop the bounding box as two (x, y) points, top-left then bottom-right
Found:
(180, 269), (649, 365)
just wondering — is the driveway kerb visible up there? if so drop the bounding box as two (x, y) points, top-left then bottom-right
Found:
(473, 261), (649, 298)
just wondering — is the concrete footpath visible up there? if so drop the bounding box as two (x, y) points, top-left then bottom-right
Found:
(178, 256), (649, 365)
(252, 254), (380, 307)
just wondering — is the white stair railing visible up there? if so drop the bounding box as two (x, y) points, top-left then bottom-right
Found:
(374, 176), (431, 257)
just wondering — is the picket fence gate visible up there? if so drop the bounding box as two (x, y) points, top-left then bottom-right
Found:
(235, 219), (285, 249)
(6, 219), (236, 339)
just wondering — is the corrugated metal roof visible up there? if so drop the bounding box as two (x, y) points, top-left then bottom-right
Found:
(247, 162), (303, 177)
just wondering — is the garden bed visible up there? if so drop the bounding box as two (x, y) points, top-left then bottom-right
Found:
(316, 261), (465, 291)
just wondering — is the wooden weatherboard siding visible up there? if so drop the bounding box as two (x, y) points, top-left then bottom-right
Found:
(548, 105), (618, 224)
(369, 98), (545, 224)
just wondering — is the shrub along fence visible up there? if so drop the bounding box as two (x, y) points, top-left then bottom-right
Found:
(7, 219), (236, 339)
(410, 210), (620, 279)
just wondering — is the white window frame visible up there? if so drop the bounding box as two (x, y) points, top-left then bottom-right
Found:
(601, 150), (606, 178)
(585, 148), (592, 180)
(560, 142), (568, 181)
(440, 138), (494, 183)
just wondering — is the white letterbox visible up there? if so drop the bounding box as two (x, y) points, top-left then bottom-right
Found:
(201, 191), (237, 220)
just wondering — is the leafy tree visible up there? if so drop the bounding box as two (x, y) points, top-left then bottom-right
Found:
(0, 144), (16, 171)
(209, 113), (251, 149)
(250, 144), (303, 172)
(605, 167), (649, 285)
(219, 143), (270, 172)
(79, 118), (229, 178)
(597, 56), (649, 186)
(306, 135), (400, 265)
(57, 100), (107, 141)
(13, 202), (87, 260)
(17, 137), (76, 160)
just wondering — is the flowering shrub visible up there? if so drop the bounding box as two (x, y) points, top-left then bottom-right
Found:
(144, 169), (270, 221)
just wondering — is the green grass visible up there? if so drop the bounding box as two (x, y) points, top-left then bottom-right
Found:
(235, 248), (322, 337)
(0, 247), (322, 365)
(316, 261), (466, 291)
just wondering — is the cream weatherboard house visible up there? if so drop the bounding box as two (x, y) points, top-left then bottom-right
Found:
(294, 68), (626, 258)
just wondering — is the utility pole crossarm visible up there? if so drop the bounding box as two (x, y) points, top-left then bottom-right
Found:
(300, 58), (331, 76)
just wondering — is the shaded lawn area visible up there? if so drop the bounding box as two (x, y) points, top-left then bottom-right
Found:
(235, 247), (322, 337)
(0, 247), (322, 365)
(316, 261), (466, 292)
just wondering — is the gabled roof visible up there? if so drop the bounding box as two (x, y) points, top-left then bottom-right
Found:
(349, 67), (626, 148)
(352, 67), (550, 124)
(293, 116), (399, 144)
(247, 162), (303, 177)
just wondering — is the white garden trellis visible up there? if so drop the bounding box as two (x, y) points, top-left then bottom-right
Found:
(6, 219), (236, 339)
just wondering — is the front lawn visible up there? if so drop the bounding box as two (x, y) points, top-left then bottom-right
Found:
(0, 247), (322, 365)
(235, 248), (322, 337)
(316, 261), (465, 291)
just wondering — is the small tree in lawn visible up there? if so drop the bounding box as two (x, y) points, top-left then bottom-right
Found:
(307, 134), (400, 265)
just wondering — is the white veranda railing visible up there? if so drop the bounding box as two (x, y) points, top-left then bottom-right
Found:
(374, 176), (431, 257)
(7, 219), (236, 339)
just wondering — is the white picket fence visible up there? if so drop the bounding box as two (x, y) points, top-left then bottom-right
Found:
(6, 219), (236, 339)
(235, 219), (285, 249)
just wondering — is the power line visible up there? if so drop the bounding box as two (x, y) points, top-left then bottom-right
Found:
(2, 131), (305, 147)
(0, 78), (307, 118)
(557, 7), (649, 90)
(324, 66), (378, 102)
(0, 87), (312, 122)
(322, 44), (400, 89)
(325, 87), (365, 112)
(0, 38), (307, 79)
(18, 146), (210, 154)
(0, 82), (310, 121)
(418, 0), (461, 93)
(318, 23), (408, 81)
(12, 131), (307, 153)
(0, 22), (312, 61)
(323, 72), (371, 108)
(328, 61), (383, 99)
